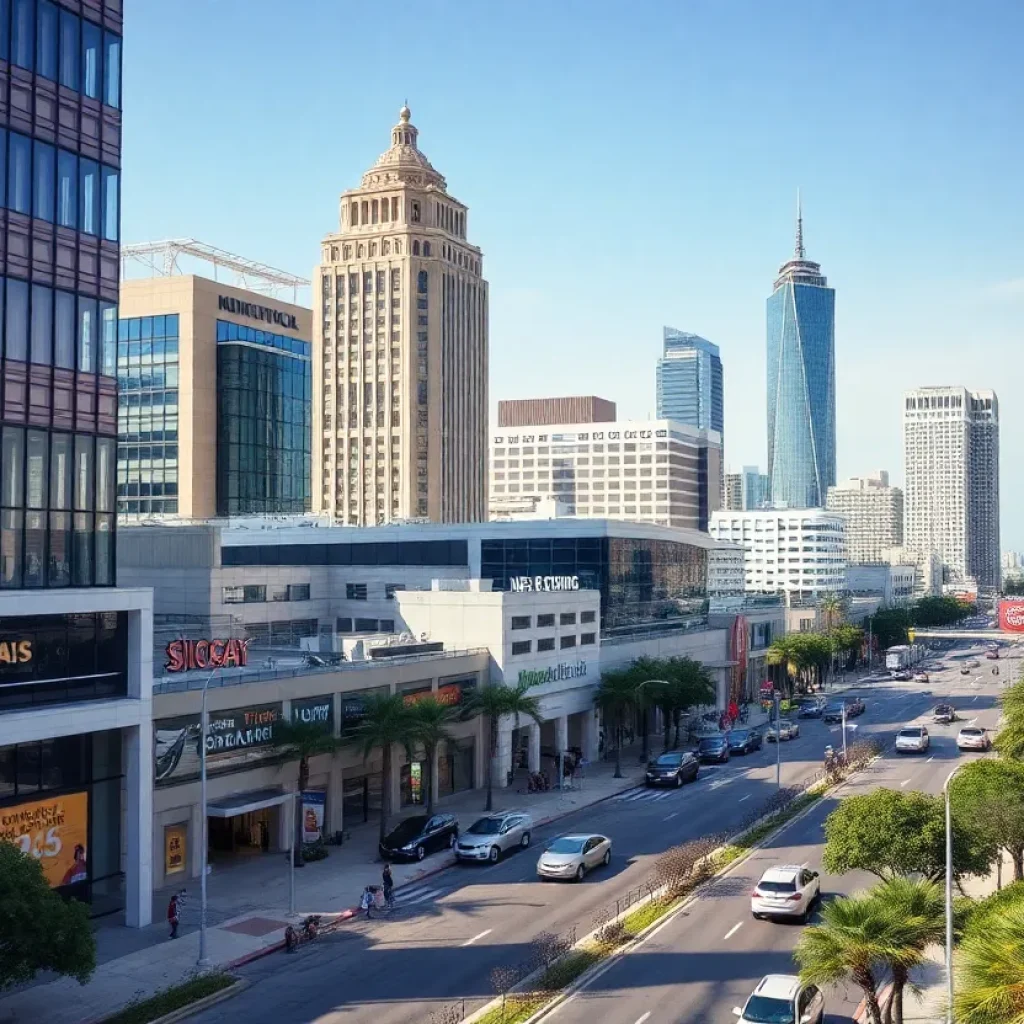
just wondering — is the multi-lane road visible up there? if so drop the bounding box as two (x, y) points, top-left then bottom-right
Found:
(195, 644), (1009, 1024)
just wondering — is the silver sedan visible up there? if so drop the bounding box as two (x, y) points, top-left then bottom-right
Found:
(536, 834), (612, 882)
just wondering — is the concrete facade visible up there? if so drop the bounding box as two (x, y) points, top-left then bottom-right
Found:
(498, 396), (616, 428)
(825, 471), (903, 564)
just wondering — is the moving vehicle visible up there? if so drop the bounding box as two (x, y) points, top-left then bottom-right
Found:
(986, 649), (999, 660)
(379, 813), (459, 861)
(913, 672), (930, 683)
(967, 659), (980, 668)
(456, 812), (532, 863)
(697, 734), (731, 763)
(766, 719), (799, 742)
(891, 670), (912, 681)
(957, 727), (991, 752)
(824, 698), (865, 723)
(797, 700), (824, 719)
(895, 726), (930, 754)
(822, 703), (845, 723)
(960, 666), (971, 676)
(932, 704), (957, 724)
(728, 728), (763, 755)
(536, 834), (611, 882)
(645, 751), (699, 787)
(733, 975), (825, 1024)
(751, 865), (821, 922)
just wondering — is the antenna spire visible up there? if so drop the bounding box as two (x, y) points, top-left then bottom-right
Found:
(795, 188), (805, 259)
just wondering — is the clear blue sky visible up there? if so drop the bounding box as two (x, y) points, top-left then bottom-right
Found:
(124, 0), (1024, 550)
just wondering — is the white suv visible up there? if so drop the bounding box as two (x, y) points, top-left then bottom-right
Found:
(751, 864), (820, 922)
(895, 726), (930, 754)
(734, 975), (825, 1024)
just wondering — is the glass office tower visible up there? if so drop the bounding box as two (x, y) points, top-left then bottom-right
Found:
(766, 204), (835, 509)
(656, 328), (723, 435)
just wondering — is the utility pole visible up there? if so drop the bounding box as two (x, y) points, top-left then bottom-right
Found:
(774, 690), (781, 789)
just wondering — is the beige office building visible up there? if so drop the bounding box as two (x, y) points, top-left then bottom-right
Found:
(313, 106), (488, 525)
(118, 273), (312, 519)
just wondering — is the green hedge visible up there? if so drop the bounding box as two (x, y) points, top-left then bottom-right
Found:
(102, 972), (235, 1024)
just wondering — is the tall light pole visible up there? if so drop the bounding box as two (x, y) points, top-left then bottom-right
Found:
(197, 668), (218, 969)
(841, 702), (848, 762)
(943, 763), (966, 1024)
(774, 690), (781, 789)
(637, 679), (668, 764)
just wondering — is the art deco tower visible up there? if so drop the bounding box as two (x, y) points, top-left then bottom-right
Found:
(766, 197), (836, 508)
(313, 106), (488, 524)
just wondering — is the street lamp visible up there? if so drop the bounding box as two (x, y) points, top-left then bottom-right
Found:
(943, 763), (967, 1024)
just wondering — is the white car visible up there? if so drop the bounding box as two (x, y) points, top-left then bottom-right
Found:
(766, 720), (799, 742)
(957, 727), (991, 752)
(751, 864), (820, 922)
(455, 811), (533, 863)
(895, 726), (930, 753)
(536, 834), (611, 882)
(734, 975), (825, 1024)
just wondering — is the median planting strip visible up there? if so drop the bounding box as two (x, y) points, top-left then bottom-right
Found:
(438, 742), (880, 1024)
(97, 972), (242, 1024)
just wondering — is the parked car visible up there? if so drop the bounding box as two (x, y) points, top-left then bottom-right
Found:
(379, 813), (459, 862)
(957, 727), (992, 752)
(645, 751), (700, 787)
(797, 700), (824, 719)
(823, 703), (845, 723)
(985, 650), (999, 660)
(891, 670), (913, 681)
(733, 976), (825, 1024)
(933, 704), (957, 724)
(846, 698), (866, 717)
(895, 726), (930, 754)
(728, 728), (763, 755)
(536, 834), (611, 882)
(455, 812), (532, 863)
(751, 864), (821, 922)
(766, 719), (799, 742)
(960, 666), (971, 676)
(697, 734), (731, 763)
(914, 672), (930, 683)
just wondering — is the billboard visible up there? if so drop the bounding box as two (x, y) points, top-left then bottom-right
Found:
(999, 600), (1024, 633)
(0, 792), (89, 888)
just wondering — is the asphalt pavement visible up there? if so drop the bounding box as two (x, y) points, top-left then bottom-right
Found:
(192, 646), (1009, 1024)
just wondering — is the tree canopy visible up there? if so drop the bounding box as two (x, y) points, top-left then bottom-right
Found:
(950, 759), (1024, 881)
(995, 677), (1024, 761)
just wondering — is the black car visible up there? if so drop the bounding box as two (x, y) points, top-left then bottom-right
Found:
(697, 735), (731, 763)
(847, 698), (866, 717)
(645, 751), (700, 788)
(727, 728), (762, 754)
(379, 813), (459, 862)
(798, 701), (824, 719)
(823, 704), (845, 723)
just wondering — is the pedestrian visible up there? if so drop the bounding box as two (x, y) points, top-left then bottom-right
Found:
(382, 863), (394, 908)
(167, 889), (184, 939)
(360, 886), (374, 919)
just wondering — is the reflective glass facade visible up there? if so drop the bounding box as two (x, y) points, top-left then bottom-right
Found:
(656, 328), (723, 435)
(216, 320), (311, 516)
(116, 314), (179, 516)
(766, 262), (835, 508)
(0, 0), (123, 586)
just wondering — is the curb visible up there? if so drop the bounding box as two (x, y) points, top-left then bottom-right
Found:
(90, 978), (249, 1024)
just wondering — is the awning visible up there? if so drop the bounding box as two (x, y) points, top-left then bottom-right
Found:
(205, 788), (292, 818)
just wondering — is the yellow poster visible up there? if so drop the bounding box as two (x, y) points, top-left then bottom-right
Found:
(165, 824), (187, 876)
(0, 792), (89, 888)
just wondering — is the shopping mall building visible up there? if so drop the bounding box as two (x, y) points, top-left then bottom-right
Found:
(118, 517), (782, 891)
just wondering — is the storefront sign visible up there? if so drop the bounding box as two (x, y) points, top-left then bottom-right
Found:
(0, 639), (32, 665)
(164, 824), (187, 876)
(402, 676), (477, 708)
(517, 661), (588, 688)
(302, 792), (326, 843)
(0, 792), (89, 889)
(154, 702), (284, 785)
(291, 696), (333, 729)
(218, 294), (298, 330)
(509, 575), (580, 593)
(165, 638), (251, 673)
(999, 600), (1024, 633)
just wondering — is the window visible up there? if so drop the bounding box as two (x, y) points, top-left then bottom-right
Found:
(11, 0), (33, 70)
(222, 585), (266, 604)
(6, 278), (28, 361)
(54, 290), (75, 368)
(560, 635), (577, 649)
(511, 615), (531, 630)
(33, 141), (54, 222)
(581, 610), (596, 624)
(58, 7), (78, 88)
(379, 618), (395, 632)
(580, 633), (596, 646)
(36, 0), (57, 79)
(536, 613), (555, 628)
(354, 617), (377, 632)
(385, 583), (406, 599)
(511, 640), (531, 656)
(80, 158), (99, 235)
(287, 584), (310, 601)
(77, 296), (96, 372)
(81, 18), (100, 98)
(346, 582), (368, 600)
(9, 132), (31, 214)
(337, 617), (353, 633)
(537, 637), (555, 652)
(101, 166), (118, 241)
(56, 149), (76, 228)
(103, 31), (120, 108)
(559, 612), (576, 626)
(30, 284), (52, 364)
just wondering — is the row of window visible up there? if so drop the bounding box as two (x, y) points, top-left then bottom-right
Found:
(0, 0), (121, 106)
(338, 616), (395, 634)
(510, 634), (596, 656)
(0, 129), (119, 238)
(216, 320), (311, 358)
(510, 610), (596, 629)
(222, 583), (310, 604)
(118, 314), (179, 342)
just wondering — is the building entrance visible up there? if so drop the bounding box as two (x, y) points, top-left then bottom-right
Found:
(208, 806), (278, 859)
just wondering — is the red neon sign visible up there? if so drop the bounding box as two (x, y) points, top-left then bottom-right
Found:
(165, 638), (251, 673)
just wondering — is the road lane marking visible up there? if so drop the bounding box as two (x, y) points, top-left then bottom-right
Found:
(900, 779), (911, 787)
(633, 1014), (651, 1024)
(723, 922), (742, 940)
(663, 811), (678, 821)
(927, 756), (934, 763)
(462, 929), (492, 946)
(738, 794), (751, 802)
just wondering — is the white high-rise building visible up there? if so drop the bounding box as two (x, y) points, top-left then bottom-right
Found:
(313, 105), (488, 525)
(903, 387), (1000, 591)
(825, 471), (903, 564)
(708, 509), (846, 597)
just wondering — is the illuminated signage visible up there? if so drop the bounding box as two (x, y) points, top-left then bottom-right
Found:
(517, 661), (588, 688)
(999, 600), (1024, 633)
(165, 638), (251, 673)
(509, 575), (580, 593)
(218, 295), (298, 330)
(0, 640), (32, 665)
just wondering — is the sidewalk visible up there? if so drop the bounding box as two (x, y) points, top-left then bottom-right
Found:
(0, 752), (652, 1024)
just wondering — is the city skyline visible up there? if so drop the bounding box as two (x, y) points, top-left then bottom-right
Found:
(122, 2), (1021, 545)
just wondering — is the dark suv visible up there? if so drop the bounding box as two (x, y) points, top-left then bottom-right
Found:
(379, 813), (459, 862)
(698, 735), (731, 764)
(645, 751), (700, 787)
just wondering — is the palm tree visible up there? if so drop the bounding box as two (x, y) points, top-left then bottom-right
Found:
(596, 669), (637, 778)
(344, 692), (419, 844)
(656, 657), (716, 750)
(766, 637), (804, 698)
(795, 892), (909, 1024)
(407, 696), (458, 816)
(271, 718), (341, 865)
(464, 682), (542, 812)
(954, 900), (1024, 1024)
(819, 592), (844, 631)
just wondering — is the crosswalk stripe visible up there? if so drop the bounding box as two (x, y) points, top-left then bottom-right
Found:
(615, 787), (674, 803)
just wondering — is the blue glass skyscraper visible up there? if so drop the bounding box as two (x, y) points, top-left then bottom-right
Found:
(766, 200), (835, 508)
(656, 328), (724, 434)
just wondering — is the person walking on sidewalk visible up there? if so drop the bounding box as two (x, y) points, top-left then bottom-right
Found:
(382, 863), (394, 909)
(167, 889), (185, 939)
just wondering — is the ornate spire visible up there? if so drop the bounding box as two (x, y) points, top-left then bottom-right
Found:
(362, 103), (447, 190)
(795, 189), (805, 259)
